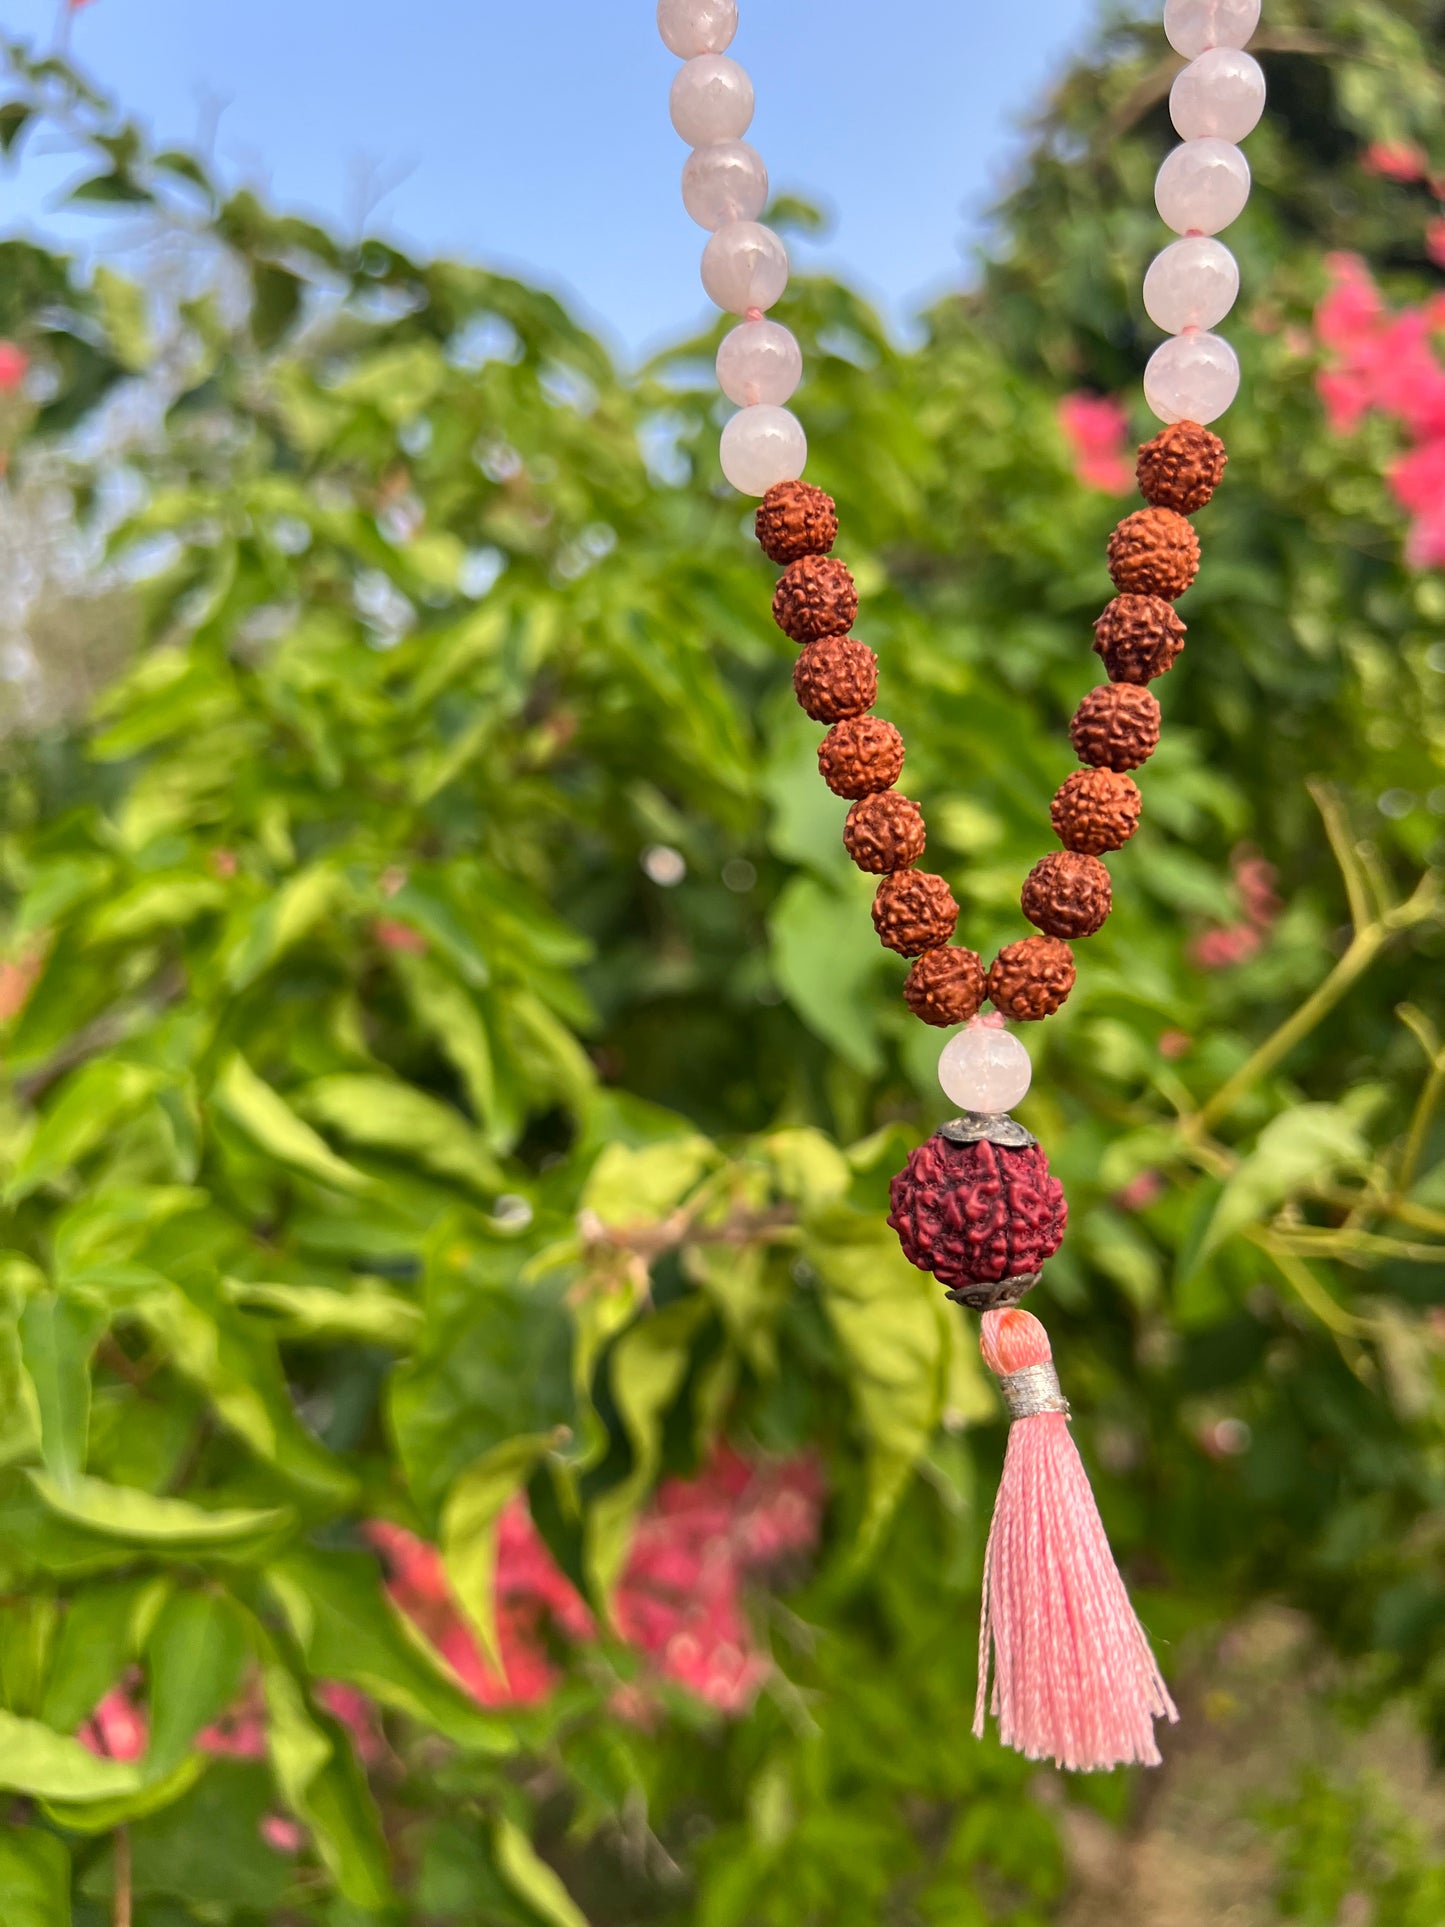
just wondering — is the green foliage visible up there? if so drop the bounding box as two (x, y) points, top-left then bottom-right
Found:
(0, 3), (1440, 1918)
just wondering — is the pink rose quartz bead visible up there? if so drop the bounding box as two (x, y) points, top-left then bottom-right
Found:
(657, 0), (738, 58)
(720, 405), (807, 495)
(1155, 138), (1251, 234)
(1145, 330), (1241, 424)
(1143, 236), (1240, 333)
(1163, 0), (1260, 58)
(716, 319), (803, 406)
(682, 140), (769, 230)
(938, 1025), (1033, 1116)
(670, 55), (754, 146)
(1170, 49), (1266, 143)
(700, 221), (789, 314)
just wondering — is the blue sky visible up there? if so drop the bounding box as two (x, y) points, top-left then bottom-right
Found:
(1, 0), (1101, 358)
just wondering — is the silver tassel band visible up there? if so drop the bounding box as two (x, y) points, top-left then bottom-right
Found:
(999, 1361), (1070, 1421)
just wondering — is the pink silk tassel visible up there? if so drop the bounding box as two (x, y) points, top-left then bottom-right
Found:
(974, 1307), (1178, 1772)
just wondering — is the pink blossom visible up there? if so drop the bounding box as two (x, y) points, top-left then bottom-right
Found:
(1158, 1029), (1192, 1060)
(369, 1446), (824, 1720)
(1190, 924), (1262, 971)
(373, 917), (427, 954)
(261, 1816), (305, 1854)
(0, 342), (28, 394)
(1115, 1170), (1164, 1213)
(1057, 392), (1134, 494)
(1428, 219), (1445, 270)
(80, 1682), (147, 1762)
(1363, 141), (1426, 184)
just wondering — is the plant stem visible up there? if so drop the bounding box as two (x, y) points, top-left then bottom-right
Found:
(114, 1828), (132, 1927)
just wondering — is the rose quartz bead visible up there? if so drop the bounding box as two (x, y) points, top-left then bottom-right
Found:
(1164, 0), (1260, 58)
(939, 1026), (1033, 1116)
(1155, 138), (1251, 234)
(716, 319), (803, 406)
(682, 140), (769, 229)
(700, 221), (789, 314)
(670, 55), (754, 146)
(1143, 236), (1240, 333)
(1170, 49), (1266, 143)
(719, 405), (807, 495)
(1144, 330), (1240, 424)
(657, 0), (738, 58)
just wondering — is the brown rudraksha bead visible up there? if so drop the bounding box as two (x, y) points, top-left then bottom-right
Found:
(1070, 683), (1161, 772)
(793, 637), (878, 723)
(903, 944), (987, 1026)
(1106, 506), (1200, 600)
(844, 791), (927, 873)
(1093, 594), (1186, 685)
(1021, 851), (1112, 939)
(818, 717), (905, 798)
(872, 870), (959, 957)
(756, 480), (840, 564)
(1050, 767), (1142, 855)
(1136, 420), (1227, 514)
(987, 935), (1077, 1021)
(772, 555), (858, 643)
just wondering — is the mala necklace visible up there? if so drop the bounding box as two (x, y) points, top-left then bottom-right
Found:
(657, 0), (1266, 1771)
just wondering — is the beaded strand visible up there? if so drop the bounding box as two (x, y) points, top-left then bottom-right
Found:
(657, 0), (1260, 1115)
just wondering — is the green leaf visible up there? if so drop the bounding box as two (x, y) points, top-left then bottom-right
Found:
(388, 952), (498, 1135)
(265, 1549), (511, 1751)
(0, 1825), (70, 1927)
(0, 1709), (141, 1801)
(586, 1298), (707, 1605)
(8, 1061), (165, 1203)
(145, 1589), (250, 1776)
(297, 1074), (503, 1194)
(493, 1817), (590, 1927)
(264, 1664), (393, 1909)
(28, 1472), (292, 1555)
(1198, 1104), (1369, 1264)
(19, 1296), (105, 1489)
(441, 1432), (564, 1669)
(769, 875), (885, 1075)
(0, 1273), (43, 1470)
(212, 1054), (370, 1193)
(252, 261), (302, 350)
(221, 1276), (422, 1348)
(807, 1205), (947, 1555)
(222, 864), (347, 990)
(40, 1578), (156, 1736)
(581, 1137), (714, 1230)
(0, 104), (34, 158)
(92, 265), (151, 373)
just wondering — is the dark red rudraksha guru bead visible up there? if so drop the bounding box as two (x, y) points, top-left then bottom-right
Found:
(887, 1131), (1067, 1309)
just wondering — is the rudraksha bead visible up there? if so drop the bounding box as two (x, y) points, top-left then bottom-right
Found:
(1070, 683), (1161, 772)
(903, 945), (987, 1027)
(1136, 420), (1227, 514)
(987, 936), (1077, 1022)
(756, 480), (839, 564)
(1021, 851), (1112, 939)
(1093, 594), (1186, 685)
(844, 791), (927, 873)
(1106, 506), (1200, 600)
(872, 870), (959, 957)
(1050, 767), (1142, 854)
(817, 717), (905, 798)
(772, 555), (858, 643)
(888, 1133), (1067, 1297)
(793, 637), (878, 723)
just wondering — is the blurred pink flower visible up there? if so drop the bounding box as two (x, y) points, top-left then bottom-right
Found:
(1314, 253), (1445, 566)
(370, 1445), (824, 1718)
(261, 1815), (305, 1854)
(373, 917), (427, 954)
(1115, 1170), (1164, 1213)
(79, 1681), (147, 1762)
(1428, 219), (1445, 270)
(1057, 392), (1134, 493)
(0, 342), (28, 394)
(1363, 141), (1426, 183)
